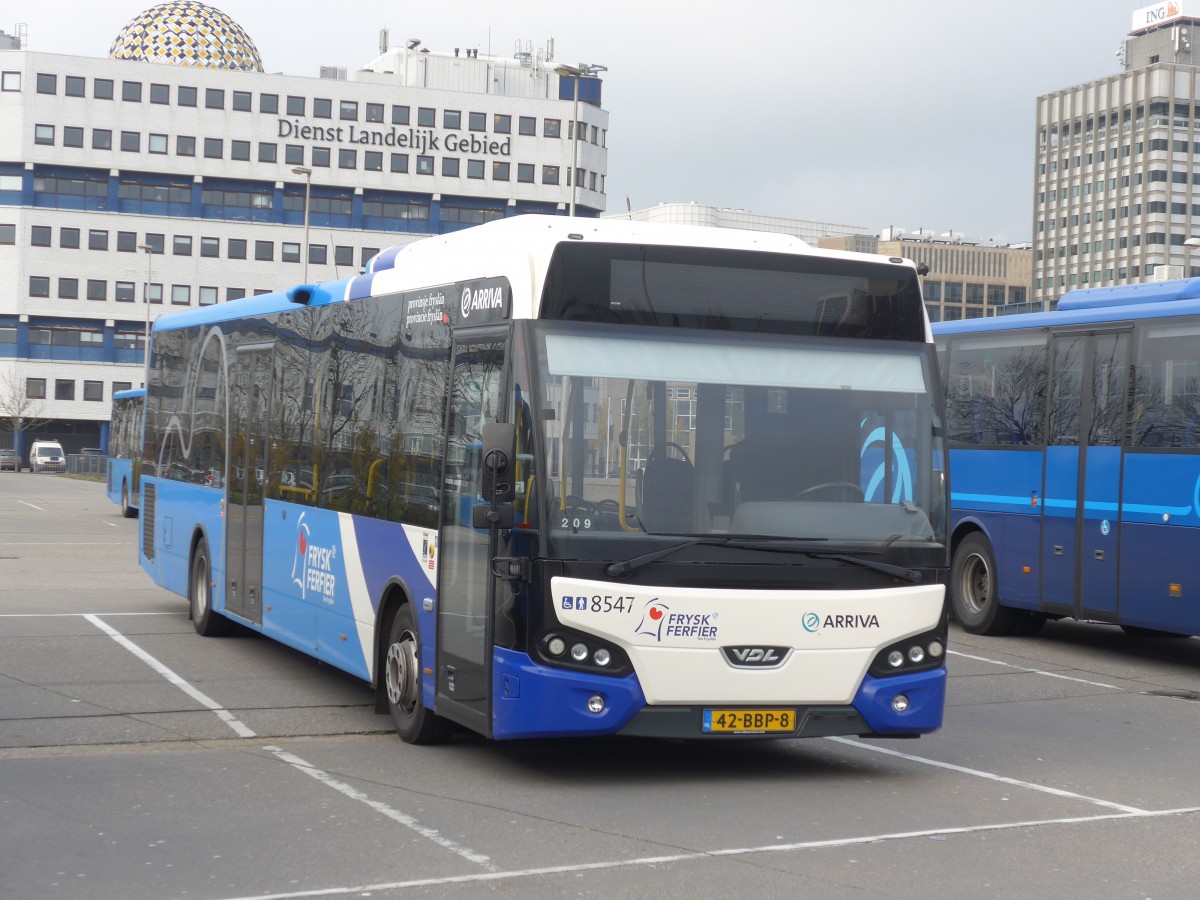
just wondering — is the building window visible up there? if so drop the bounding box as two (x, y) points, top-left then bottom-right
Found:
(205, 88), (224, 109)
(58, 277), (79, 299)
(392, 105), (410, 125)
(60, 228), (80, 249)
(120, 131), (140, 152)
(227, 287), (246, 301)
(30, 276), (50, 297)
(117, 231), (137, 252)
(0, 224), (15, 245)
(231, 140), (250, 161)
(339, 100), (358, 121)
(55, 379), (75, 400)
(444, 109), (462, 129)
(309, 245), (327, 265)
(362, 247), (379, 267)
(26, 378), (46, 400)
(335, 245), (353, 266)
(281, 242), (300, 263)
(122, 81), (142, 102)
(258, 142), (277, 163)
(418, 107), (436, 127)
(390, 153), (409, 173)
(492, 161), (510, 181)
(143, 233), (164, 254)
(366, 102), (383, 123)
(312, 147), (330, 167)
(177, 85), (196, 107)
(86, 279), (106, 301)
(201, 236), (219, 257)
(34, 124), (54, 145)
(171, 284), (191, 305)
(199, 286), (218, 306)
(519, 116), (536, 136)
(255, 240), (273, 261)
(65, 75), (85, 97)
(150, 82), (169, 104)
(314, 97), (332, 118)
(148, 133), (168, 154)
(442, 157), (460, 177)
(517, 163), (534, 183)
(544, 118), (561, 138)
(416, 155), (434, 175)
(94, 78), (114, 100)
(36, 73), (57, 94)
(228, 238), (246, 259)
(89, 229), (108, 250)
(63, 126), (84, 148)
(285, 144), (304, 165)
(364, 151), (382, 171)
(31, 226), (51, 247)
(542, 165), (560, 185)
(203, 138), (223, 159)
(92, 128), (112, 150)
(260, 93), (279, 114)
(177, 135), (196, 156)
(115, 281), (135, 302)
(466, 159), (486, 179)
(494, 114), (512, 134)
(2, 71), (22, 91)
(84, 380), (103, 402)
(173, 235), (192, 256)
(232, 90), (252, 111)
(338, 148), (357, 169)
(287, 95), (305, 116)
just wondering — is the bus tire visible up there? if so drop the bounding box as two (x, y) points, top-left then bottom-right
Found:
(951, 532), (1024, 635)
(189, 536), (231, 637)
(121, 482), (137, 518)
(385, 604), (454, 745)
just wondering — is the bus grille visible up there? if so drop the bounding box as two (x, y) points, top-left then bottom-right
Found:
(142, 482), (156, 561)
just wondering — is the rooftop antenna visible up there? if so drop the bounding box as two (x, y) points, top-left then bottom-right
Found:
(379, 28), (389, 55)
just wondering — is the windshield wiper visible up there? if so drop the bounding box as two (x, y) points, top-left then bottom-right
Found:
(803, 552), (923, 584)
(605, 535), (827, 578)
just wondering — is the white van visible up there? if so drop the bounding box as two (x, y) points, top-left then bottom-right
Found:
(28, 441), (66, 474)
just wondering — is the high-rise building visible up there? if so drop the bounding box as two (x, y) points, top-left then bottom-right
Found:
(0, 2), (608, 458)
(1034, 1), (1200, 310)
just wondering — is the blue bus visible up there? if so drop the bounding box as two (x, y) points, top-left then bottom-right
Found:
(138, 215), (949, 744)
(107, 387), (145, 518)
(935, 278), (1200, 637)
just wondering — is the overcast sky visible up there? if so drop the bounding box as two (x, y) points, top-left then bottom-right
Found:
(7, 0), (1150, 243)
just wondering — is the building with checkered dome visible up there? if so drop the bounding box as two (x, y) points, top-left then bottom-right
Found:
(109, 2), (264, 72)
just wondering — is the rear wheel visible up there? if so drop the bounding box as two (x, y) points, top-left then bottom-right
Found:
(120, 482), (137, 519)
(951, 532), (1027, 635)
(189, 536), (231, 636)
(384, 604), (454, 744)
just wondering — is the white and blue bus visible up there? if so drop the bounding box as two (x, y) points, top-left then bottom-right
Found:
(107, 387), (145, 518)
(936, 278), (1200, 638)
(138, 215), (949, 744)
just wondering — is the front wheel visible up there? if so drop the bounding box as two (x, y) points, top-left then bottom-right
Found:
(950, 532), (1026, 635)
(384, 604), (454, 744)
(120, 482), (137, 519)
(189, 536), (231, 636)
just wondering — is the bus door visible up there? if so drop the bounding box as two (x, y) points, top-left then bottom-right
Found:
(435, 332), (507, 735)
(1042, 330), (1128, 619)
(225, 344), (273, 626)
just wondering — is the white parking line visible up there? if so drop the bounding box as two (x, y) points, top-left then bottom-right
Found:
(0, 612), (179, 617)
(266, 746), (497, 872)
(83, 614), (256, 738)
(211, 806), (1200, 900)
(825, 736), (1145, 813)
(949, 649), (1121, 690)
(15, 501), (46, 511)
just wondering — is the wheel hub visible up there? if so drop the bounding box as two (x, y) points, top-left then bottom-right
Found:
(385, 634), (419, 709)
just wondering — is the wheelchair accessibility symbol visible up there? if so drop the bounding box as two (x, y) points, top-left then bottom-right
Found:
(1100, 519), (1110, 536)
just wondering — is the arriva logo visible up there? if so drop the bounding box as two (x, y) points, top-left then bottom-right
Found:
(803, 612), (881, 632)
(289, 512), (338, 603)
(460, 284), (505, 319)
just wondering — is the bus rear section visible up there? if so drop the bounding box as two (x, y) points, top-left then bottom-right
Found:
(106, 388), (145, 518)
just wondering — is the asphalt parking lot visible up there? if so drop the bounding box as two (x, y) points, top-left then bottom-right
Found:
(3, 475), (1200, 899)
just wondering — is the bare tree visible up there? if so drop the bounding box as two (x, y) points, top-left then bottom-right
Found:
(0, 365), (49, 454)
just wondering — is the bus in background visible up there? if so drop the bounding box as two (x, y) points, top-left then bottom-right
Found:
(107, 387), (145, 518)
(138, 215), (949, 744)
(935, 277), (1200, 638)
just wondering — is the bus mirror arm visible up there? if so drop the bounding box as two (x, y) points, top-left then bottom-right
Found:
(473, 501), (514, 529)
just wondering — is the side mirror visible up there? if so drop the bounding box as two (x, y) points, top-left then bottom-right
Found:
(480, 422), (516, 504)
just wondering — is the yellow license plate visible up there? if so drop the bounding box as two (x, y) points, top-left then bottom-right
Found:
(703, 709), (796, 733)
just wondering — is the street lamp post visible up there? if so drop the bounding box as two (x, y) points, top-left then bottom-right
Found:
(553, 63), (606, 217)
(138, 242), (155, 383)
(292, 166), (312, 283)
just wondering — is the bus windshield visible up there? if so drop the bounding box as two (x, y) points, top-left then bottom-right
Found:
(534, 322), (946, 546)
